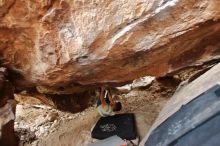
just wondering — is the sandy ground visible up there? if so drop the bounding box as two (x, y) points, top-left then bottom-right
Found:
(14, 78), (178, 146)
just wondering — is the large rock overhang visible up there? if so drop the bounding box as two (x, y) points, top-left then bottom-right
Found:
(0, 0), (219, 91)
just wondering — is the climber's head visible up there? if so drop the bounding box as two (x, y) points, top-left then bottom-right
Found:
(112, 101), (122, 112)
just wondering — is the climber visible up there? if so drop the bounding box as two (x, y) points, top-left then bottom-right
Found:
(96, 86), (122, 117)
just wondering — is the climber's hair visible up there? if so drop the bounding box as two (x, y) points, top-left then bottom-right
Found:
(113, 102), (122, 112)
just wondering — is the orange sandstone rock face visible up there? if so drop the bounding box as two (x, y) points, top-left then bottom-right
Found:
(0, 0), (220, 91)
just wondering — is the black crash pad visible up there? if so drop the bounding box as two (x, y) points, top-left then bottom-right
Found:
(91, 113), (136, 140)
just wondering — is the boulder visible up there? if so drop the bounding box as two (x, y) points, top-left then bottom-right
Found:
(141, 63), (220, 145)
(116, 76), (155, 92)
(0, 0), (220, 92)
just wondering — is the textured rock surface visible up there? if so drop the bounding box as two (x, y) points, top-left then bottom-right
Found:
(116, 76), (155, 92)
(0, 0), (220, 91)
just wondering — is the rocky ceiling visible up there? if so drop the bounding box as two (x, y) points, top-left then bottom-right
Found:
(0, 0), (220, 93)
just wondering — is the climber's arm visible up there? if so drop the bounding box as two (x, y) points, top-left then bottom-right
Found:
(108, 88), (115, 106)
(99, 86), (106, 107)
